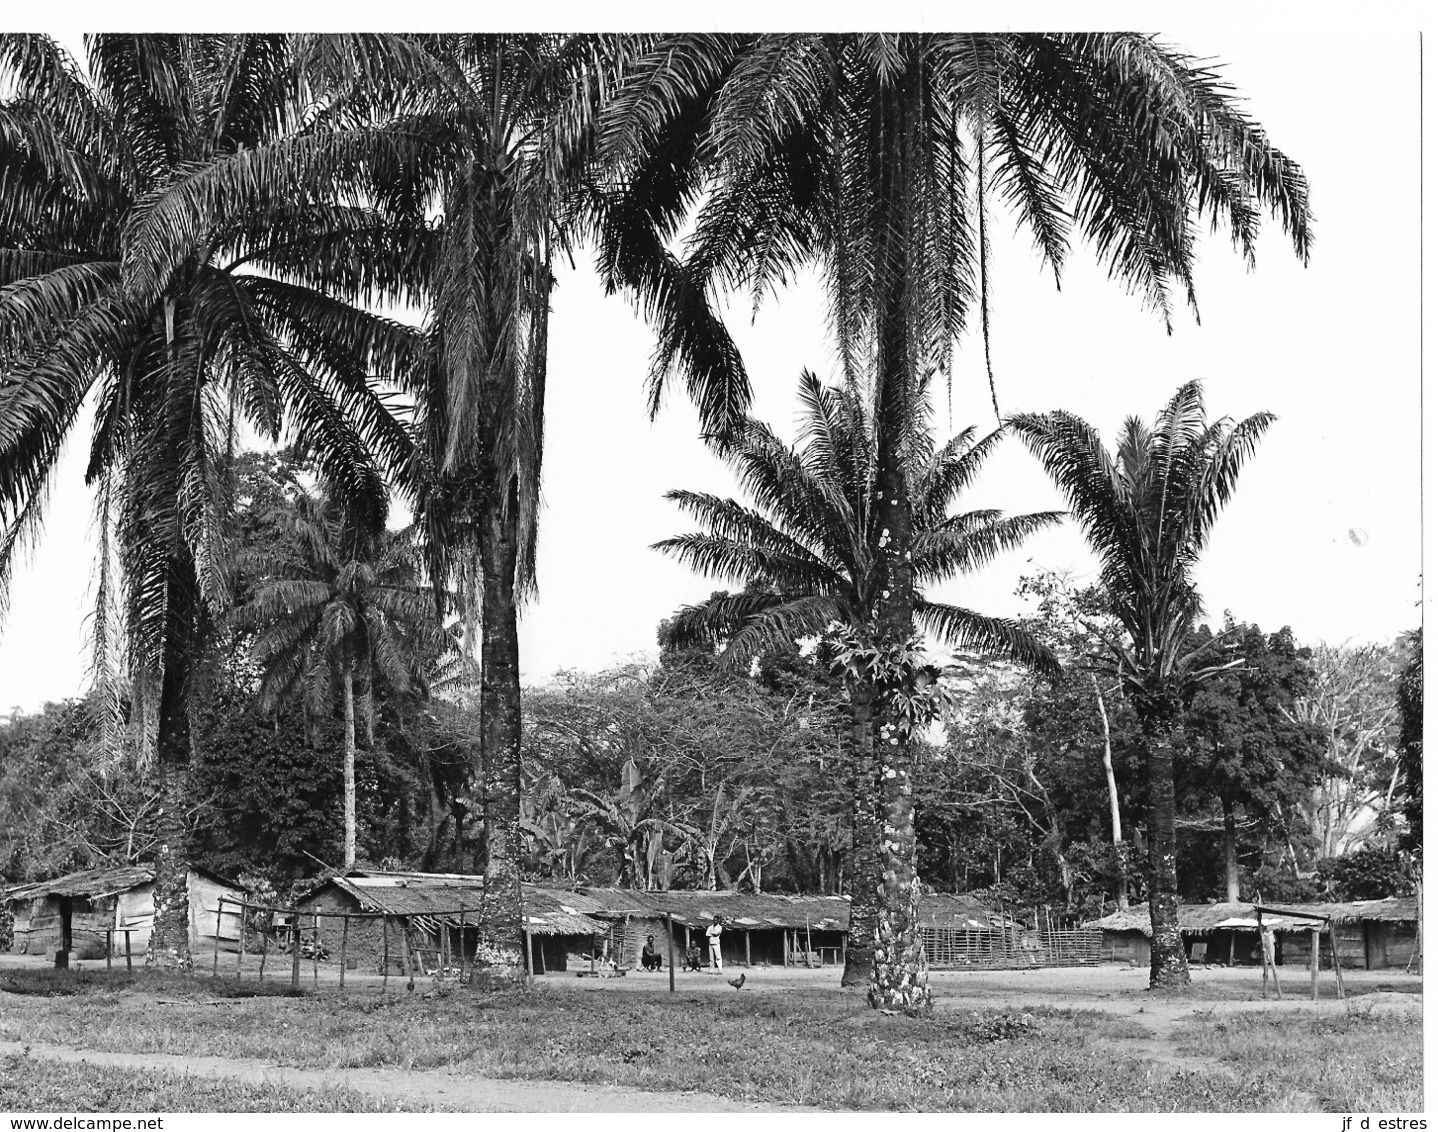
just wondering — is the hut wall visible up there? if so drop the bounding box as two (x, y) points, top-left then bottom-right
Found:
(6, 898), (37, 953)
(298, 890), (389, 972)
(186, 872), (242, 959)
(113, 884), (155, 957)
(1101, 929), (1150, 968)
(14, 895), (63, 956)
(1364, 921), (1418, 969)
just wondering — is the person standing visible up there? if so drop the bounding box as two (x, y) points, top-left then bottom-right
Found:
(706, 916), (724, 972)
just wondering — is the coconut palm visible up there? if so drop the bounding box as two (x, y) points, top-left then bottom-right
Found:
(599, 31), (1312, 1011)
(1009, 380), (1274, 988)
(233, 488), (439, 869)
(657, 368), (1061, 990)
(0, 34), (417, 965)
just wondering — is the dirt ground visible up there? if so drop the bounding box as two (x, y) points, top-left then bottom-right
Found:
(0, 954), (1421, 1111)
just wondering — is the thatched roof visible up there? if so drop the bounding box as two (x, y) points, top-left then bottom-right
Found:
(294, 871), (1012, 935)
(298, 872), (612, 936)
(1087, 897), (1419, 937)
(1, 864), (239, 906)
(573, 887), (851, 931)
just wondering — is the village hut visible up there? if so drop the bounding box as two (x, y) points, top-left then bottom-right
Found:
(1, 865), (242, 961)
(1087, 897), (1420, 970)
(296, 872), (610, 975)
(574, 888), (851, 969)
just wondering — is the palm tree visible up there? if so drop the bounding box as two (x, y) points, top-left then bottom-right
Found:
(599, 32), (1312, 1010)
(1009, 380), (1274, 988)
(234, 488), (439, 870)
(656, 368), (1060, 993)
(0, 35), (416, 966)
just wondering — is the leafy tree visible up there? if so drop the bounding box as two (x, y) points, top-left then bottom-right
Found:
(1285, 641), (1403, 860)
(1395, 628), (1422, 852)
(233, 488), (436, 868)
(0, 34), (414, 965)
(603, 31), (1311, 1010)
(1179, 621), (1329, 902)
(1011, 381), (1275, 988)
(657, 369), (1058, 988)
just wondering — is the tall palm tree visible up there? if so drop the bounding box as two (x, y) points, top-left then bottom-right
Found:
(599, 31), (1312, 1010)
(0, 35), (416, 966)
(657, 369), (1060, 995)
(1009, 380), (1274, 988)
(234, 488), (438, 869)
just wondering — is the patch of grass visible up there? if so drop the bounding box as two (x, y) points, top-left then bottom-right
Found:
(0, 969), (308, 999)
(1173, 1006), (1423, 1112)
(0, 975), (1348, 1112)
(0, 1055), (430, 1112)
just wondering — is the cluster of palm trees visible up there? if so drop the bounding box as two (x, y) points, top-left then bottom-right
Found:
(0, 33), (1309, 1006)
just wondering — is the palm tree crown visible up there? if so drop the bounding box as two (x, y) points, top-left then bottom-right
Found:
(658, 369), (1061, 672)
(1009, 379), (1274, 701)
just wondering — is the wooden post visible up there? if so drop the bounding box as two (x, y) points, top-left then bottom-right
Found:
(382, 916), (390, 992)
(312, 913), (320, 989)
(124, 929), (132, 973)
(441, 919), (451, 982)
(523, 928), (533, 975)
(805, 916), (813, 968)
(745, 929), (751, 968)
(590, 934), (596, 976)
(1310, 927), (1320, 1000)
(212, 900), (223, 977)
(401, 918), (416, 992)
(236, 903), (246, 981)
(105, 928), (112, 972)
(458, 908), (468, 985)
(290, 914), (302, 991)
(339, 915), (349, 994)
(1329, 923), (1347, 1000)
(1256, 912), (1267, 998)
(783, 928), (790, 968)
(666, 913), (675, 993)
(258, 909), (268, 984)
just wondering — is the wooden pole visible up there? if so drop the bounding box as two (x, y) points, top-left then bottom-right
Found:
(339, 915), (349, 994)
(290, 914), (302, 991)
(1329, 923), (1347, 999)
(400, 918), (415, 992)
(312, 912), (320, 989)
(382, 916), (390, 992)
(441, 919), (451, 982)
(1310, 926), (1320, 1000)
(124, 929), (132, 973)
(1256, 912), (1267, 999)
(212, 900), (223, 977)
(805, 916), (813, 968)
(106, 928), (112, 972)
(666, 913), (675, 993)
(783, 928), (790, 968)
(236, 903), (246, 981)
(523, 928), (533, 976)
(745, 929), (751, 968)
(458, 908), (467, 985)
(258, 908), (268, 984)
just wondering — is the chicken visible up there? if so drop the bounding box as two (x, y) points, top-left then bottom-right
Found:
(727, 972), (746, 989)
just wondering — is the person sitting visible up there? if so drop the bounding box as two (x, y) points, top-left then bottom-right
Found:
(641, 934), (664, 971)
(684, 942), (703, 972)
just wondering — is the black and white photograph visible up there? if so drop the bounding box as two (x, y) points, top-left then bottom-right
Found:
(0, 10), (1426, 1118)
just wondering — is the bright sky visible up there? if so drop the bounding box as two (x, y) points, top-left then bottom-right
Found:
(0, 22), (1425, 714)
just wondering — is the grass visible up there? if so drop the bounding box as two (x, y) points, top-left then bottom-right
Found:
(0, 969), (1423, 1112)
(0, 1055), (431, 1112)
(1172, 1006), (1424, 1112)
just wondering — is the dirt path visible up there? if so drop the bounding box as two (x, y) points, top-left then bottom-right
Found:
(0, 1040), (815, 1113)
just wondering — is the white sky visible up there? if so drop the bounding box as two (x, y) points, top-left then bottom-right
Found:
(0, 21), (1426, 714)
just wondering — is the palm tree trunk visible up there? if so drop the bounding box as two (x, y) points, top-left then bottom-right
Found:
(1222, 797), (1240, 904)
(865, 65), (931, 1016)
(1093, 674), (1127, 910)
(475, 479), (525, 977)
(841, 680), (878, 987)
(342, 659), (357, 870)
(147, 645), (192, 970)
(1136, 692), (1190, 989)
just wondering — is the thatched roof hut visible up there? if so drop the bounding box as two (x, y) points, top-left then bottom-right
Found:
(1085, 898), (1419, 969)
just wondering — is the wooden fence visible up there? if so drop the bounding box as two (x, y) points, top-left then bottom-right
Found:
(920, 927), (1103, 969)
